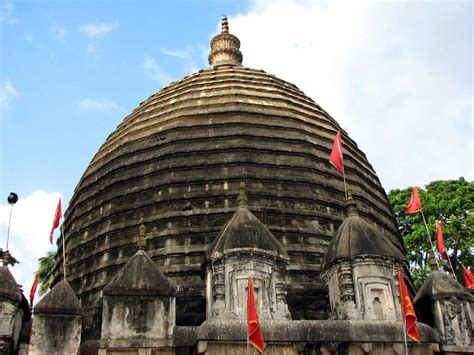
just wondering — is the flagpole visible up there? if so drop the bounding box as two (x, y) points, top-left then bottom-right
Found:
(402, 316), (408, 355)
(420, 212), (440, 269)
(342, 170), (348, 200)
(247, 282), (250, 355)
(446, 254), (458, 281)
(60, 224), (67, 282)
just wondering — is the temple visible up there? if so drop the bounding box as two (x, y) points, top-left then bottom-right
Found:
(1, 16), (472, 355)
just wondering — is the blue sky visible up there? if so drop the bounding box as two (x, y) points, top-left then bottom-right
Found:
(1, 0), (472, 297)
(1, 0), (248, 203)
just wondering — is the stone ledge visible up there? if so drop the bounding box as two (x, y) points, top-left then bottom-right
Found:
(196, 319), (441, 344)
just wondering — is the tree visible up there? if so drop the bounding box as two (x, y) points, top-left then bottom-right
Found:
(388, 178), (474, 291)
(36, 250), (55, 296)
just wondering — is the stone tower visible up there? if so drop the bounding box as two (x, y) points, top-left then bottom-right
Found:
(205, 182), (290, 321)
(321, 191), (406, 321)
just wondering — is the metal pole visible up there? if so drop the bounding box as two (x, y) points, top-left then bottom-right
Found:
(446, 254), (458, 281)
(6, 204), (13, 250)
(60, 224), (67, 282)
(421, 212), (440, 269)
(402, 317), (409, 355)
(342, 170), (348, 200)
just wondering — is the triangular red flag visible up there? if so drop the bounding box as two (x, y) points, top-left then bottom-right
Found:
(398, 270), (421, 343)
(49, 197), (62, 244)
(329, 130), (344, 174)
(29, 272), (40, 305)
(404, 187), (423, 214)
(248, 277), (265, 353)
(436, 221), (447, 260)
(462, 265), (474, 290)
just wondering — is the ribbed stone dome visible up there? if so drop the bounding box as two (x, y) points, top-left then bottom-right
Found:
(52, 18), (405, 339)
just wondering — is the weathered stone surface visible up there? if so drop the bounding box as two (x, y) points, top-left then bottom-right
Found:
(321, 203), (405, 270)
(34, 281), (81, 315)
(103, 250), (174, 297)
(414, 271), (473, 303)
(0, 266), (21, 303)
(208, 202), (288, 259)
(414, 271), (473, 353)
(29, 281), (82, 354)
(0, 266), (25, 354)
(29, 314), (82, 354)
(196, 318), (440, 343)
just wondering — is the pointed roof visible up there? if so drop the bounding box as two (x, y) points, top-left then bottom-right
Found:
(414, 271), (473, 303)
(103, 250), (174, 297)
(34, 281), (81, 315)
(0, 265), (21, 303)
(322, 191), (405, 269)
(209, 183), (287, 259)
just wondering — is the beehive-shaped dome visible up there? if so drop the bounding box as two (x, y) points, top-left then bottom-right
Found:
(54, 17), (405, 339)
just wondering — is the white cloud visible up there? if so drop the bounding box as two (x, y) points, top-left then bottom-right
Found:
(228, 0), (473, 190)
(0, 191), (61, 299)
(25, 33), (33, 42)
(51, 25), (67, 40)
(86, 43), (96, 55)
(79, 98), (118, 112)
(143, 57), (172, 85)
(0, 80), (19, 110)
(0, 3), (19, 24)
(162, 47), (193, 60)
(79, 21), (118, 37)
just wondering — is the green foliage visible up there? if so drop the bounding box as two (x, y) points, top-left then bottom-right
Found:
(36, 250), (55, 296)
(388, 178), (474, 290)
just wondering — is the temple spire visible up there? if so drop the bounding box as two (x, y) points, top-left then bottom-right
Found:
(208, 15), (243, 67)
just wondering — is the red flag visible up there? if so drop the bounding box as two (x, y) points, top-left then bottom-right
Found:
(49, 197), (62, 244)
(248, 277), (265, 353)
(404, 187), (423, 214)
(462, 265), (474, 290)
(436, 221), (447, 260)
(329, 130), (344, 174)
(398, 270), (420, 342)
(29, 273), (40, 305)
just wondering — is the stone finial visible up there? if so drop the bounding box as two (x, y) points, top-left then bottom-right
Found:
(137, 224), (147, 250)
(237, 182), (248, 207)
(345, 189), (357, 215)
(428, 249), (438, 271)
(221, 16), (229, 34)
(1, 249), (19, 267)
(208, 15), (243, 66)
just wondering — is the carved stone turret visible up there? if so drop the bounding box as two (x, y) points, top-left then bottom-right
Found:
(29, 281), (82, 354)
(99, 225), (176, 352)
(321, 190), (406, 321)
(414, 271), (473, 353)
(206, 183), (290, 321)
(0, 261), (23, 354)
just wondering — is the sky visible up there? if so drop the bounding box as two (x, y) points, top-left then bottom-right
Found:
(0, 0), (472, 299)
